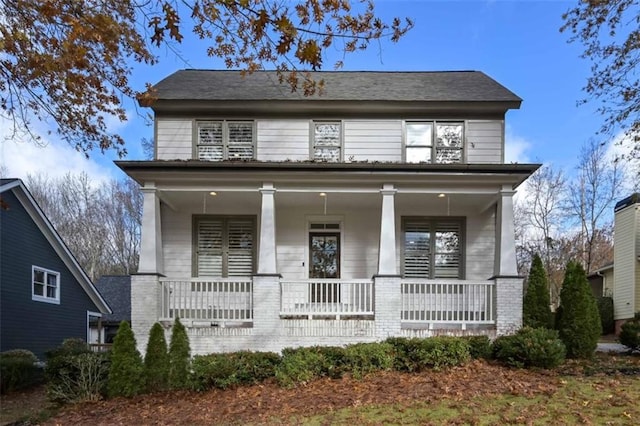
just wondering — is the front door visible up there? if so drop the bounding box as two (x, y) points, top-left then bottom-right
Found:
(309, 232), (340, 302)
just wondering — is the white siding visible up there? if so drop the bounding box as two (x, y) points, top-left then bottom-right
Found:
(465, 210), (496, 280)
(466, 120), (503, 164)
(256, 120), (309, 161)
(613, 205), (638, 320)
(161, 206), (192, 279)
(344, 120), (402, 162)
(156, 119), (192, 160)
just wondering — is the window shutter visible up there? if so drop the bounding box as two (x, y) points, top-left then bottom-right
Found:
(227, 218), (254, 276)
(227, 122), (254, 160)
(197, 219), (223, 276)
(403, 221), (431, 278)
(434, 221), (461, 278)
(198, 121), (223, 161)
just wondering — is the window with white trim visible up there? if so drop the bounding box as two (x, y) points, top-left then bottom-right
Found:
(196, 121), (255, 161)
(405, 121), (464, 164)
(402, 218), (463, 279)
(312, 121), (341, 162)
(194, 216), (255, 277)
(32, 266), (60, 304)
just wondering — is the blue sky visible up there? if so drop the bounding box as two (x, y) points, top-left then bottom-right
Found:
(1, 0), (615, 184)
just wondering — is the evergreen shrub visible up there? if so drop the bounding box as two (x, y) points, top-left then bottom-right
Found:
(619, 312), (640, 352)
(47, 352), (110, 404)
(107, 321), (144, 397)
(0, 350), (42, 394)
(596, 297), (615, 335)
(556, 261), (602, 358)
(462, 335), (493, 359)
(144, 323), (169, 392)
(523, 254), (553, 329)
(492, 327), (566, 369)
(386, 336), (470, 371)
(343, 342), (394, 379)
(168, 318), (191, 389)
(191, 351), (280, 391)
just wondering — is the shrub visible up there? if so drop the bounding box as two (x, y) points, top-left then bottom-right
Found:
(596, 297), (615, 335)
(492, 327), (566, 369)
(386, 336), (470, 372)
(275, 346), (346, 387)
(168, 318), (191, 389)
(47, 352), (110, 404)
(619, 312), (640, 352)
(462, 335), (492, 359)
(144, 323), (169, 392)
(523, 254), (553, 329)
(45, 338), (91, 359)
(191, 351), (280, 391)
(107, 321), (144, 397)
(0, 350), (42, 394)
(556, 261), (602, 358)
(343, 342), (394, 379)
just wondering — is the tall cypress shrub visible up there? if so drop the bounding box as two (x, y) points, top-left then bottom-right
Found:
(523, 254), (553, 328)
(556, 261), (602, 358)
(168, 318), (191, 389)
(107, 321), (144, 397)
(144, 322), (169, 392)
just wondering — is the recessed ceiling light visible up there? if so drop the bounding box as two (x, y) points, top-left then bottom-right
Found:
(209, 191), (217, 196)
(319, 192), (327, 197)
(438, 193), (446, 198)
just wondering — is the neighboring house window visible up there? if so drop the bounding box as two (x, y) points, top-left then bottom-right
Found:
(402, 218), (464, 279)
(196, 121), (254, 161)
(405, 122), (464, 164)
(194, 216), (255, 277)
(32, 266), (60, 304)
(312, 121), (341, 162)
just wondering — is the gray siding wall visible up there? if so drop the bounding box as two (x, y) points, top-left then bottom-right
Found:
(466, 120), (503, 164)
(343, 120), (402, 162)
(613, 204), (639, 319)
(0, 191), (100, 360)
(156, 119), (192, 160)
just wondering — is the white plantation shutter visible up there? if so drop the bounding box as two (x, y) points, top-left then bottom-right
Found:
(196, 217), (255, 277)
(403, 219), (463, 279)
(197, 121), (224, 161)
(227, 122), (254, 160)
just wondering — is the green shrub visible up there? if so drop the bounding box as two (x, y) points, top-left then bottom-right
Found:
(275, 346), (346, 387)
(386, 336), (470, 372)
(556, 261), (602, 358)
(191, 351), (280, 391)
(46, 352), (110, 404)
(144, 323), (169, 392)
(462, 335), (492, 359)
(45, 338), (91, 360)
(0, 350), (42, 394)
(492, 327), (566, 369)
(343, 342), (394, 379)
(619, 312), (640, 352)
(596, 297), (615, 335)
(523, 254), (553, 329)
(168, 318), (191, 389)
(107, 321), (144, 397)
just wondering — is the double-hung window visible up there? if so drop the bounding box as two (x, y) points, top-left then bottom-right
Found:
(196, 121), (255, 161)
(32, 266), (60, 304)
(402, 218), (464, 279)
(405, 121), (464, 164)
(312, 121), (341, 162)
(194, 216), (256, 277)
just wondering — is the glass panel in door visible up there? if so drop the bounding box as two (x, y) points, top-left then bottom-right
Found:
(309, 233), (340, 303)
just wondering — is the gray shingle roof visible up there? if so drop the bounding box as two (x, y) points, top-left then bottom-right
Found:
(152, 69), (522, 103)
(94, 275), (131, 324)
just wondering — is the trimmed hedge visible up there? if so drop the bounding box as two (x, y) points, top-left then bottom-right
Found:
(492, 327), (566, 369)
(386, 336), (471, 372)
(0, 350), (42, 394)
(191, 351), (280, 390)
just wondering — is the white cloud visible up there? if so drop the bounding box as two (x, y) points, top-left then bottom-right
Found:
(604, 131), (640, 193)
(504, 130), (532, 164)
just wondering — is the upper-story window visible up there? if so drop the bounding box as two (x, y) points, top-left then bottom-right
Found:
(405, 121), (464, 164)
(312, 121), (342, 162)
(32, 266), (60, 304)
(197, 121), (255, 161)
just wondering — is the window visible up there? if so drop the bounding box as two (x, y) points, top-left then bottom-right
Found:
(312, 121), (341, 161)
(194, 216), (255, 277)
(402, 218), (463, 279)
(32, 266), (60, 304)
(405, 122), (463, 164)
(196, 121), (254, 161)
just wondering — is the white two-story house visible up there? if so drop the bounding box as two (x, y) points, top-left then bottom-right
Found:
(118, 70), (539, 355)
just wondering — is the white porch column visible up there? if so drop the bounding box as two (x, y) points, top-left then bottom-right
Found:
(138, 183), (163, 275)
(378, 184), (398, 275)
(494, 185), (518, 277)
(258, 183), (277, 274)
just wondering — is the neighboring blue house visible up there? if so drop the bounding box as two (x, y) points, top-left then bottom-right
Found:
(91, 275), (131, 345)
(0, 179), (111, 359)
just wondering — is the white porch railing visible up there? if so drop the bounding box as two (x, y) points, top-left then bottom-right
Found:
(401, 280), (495, 327)
(280, 279), (374, 318)
(160, 278), (253, 323)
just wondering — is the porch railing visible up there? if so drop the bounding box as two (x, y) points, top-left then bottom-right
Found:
(280, 279), (374, 318)
(160, 278), (253, 323)
(401, 280), (495, 327)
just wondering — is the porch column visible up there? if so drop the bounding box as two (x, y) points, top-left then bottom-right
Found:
(378, 184), (398, 275)
(138, 183), (163, 275)
(258, 183), (277, 274)
(493, 185), (523, 335)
